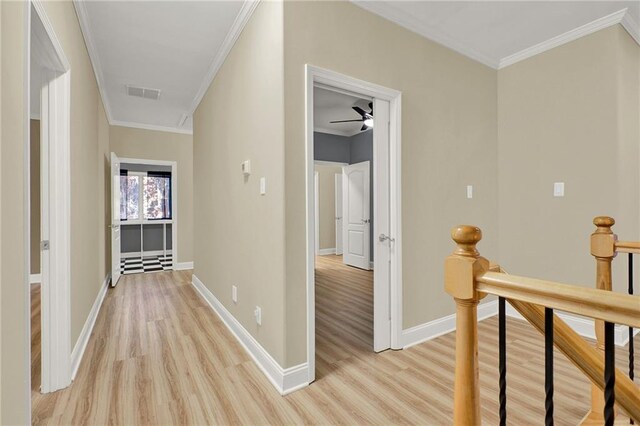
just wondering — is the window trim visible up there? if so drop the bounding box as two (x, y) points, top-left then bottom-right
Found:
(120, 171), (172, 224)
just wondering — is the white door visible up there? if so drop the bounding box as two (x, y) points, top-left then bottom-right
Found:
(342, 161), (370, 270)
(110, 152), (121, 287)
(372, 98), (391, 352)
(335, 173), (343, 255)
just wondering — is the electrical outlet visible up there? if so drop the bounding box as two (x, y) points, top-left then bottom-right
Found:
(254, 306), (262, 326)
(232, 285), (238, 303)
(466, 185), (473, 199)
(553, 182), (565, 197)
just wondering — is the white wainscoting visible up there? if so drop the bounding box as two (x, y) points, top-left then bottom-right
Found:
(191, 274), (309, 395)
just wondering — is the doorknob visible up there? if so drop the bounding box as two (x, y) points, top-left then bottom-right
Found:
(379, 234), (395, 243)
(335, 216), (342, 220)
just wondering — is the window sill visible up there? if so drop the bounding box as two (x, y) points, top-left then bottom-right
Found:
(120, 219), (173, 225)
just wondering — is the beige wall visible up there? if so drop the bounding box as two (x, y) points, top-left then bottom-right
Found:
(109, 125), (193, 264)
(31, 119), (41, 274)
(315, 165), (342, 251)
(1, 2), (110, 422)
(283, 1), (499, 366)
(193, 2), (286, 363)
(498, 25), (640, 293)
(41, 0), (112, 347)
(1, 2), (27, 423)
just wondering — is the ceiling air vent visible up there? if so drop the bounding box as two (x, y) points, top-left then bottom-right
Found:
(126, 85), (161, 101)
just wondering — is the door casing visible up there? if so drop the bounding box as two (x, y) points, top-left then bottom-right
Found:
(305, 65), (402, 383)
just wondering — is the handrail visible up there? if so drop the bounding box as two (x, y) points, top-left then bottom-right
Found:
(444, 224), (640, 425)
(476, 271), (640, 329)
(615, 240), (640, 254)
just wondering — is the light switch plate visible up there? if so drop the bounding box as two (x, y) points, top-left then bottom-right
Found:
(260, 177), (266, 195)
(466, 185), (473, 199)
(254, 306), (262, 326)
(241, 160), (251, 176)
(553, 182), (565, 197)
(232, 285), (238, 303)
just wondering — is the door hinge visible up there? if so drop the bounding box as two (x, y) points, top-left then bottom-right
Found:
(41, 240), (50, 251)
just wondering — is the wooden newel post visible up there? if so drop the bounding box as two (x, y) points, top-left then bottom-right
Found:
(585, 216), (617, 424)
(445, 225), (489, 425)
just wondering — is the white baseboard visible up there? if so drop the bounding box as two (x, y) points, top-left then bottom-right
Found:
(30, 273), (42, 284)
(317, 248), (336, 256)
(402, 300), (498, 349)
(191, 274), (309, 395)
(505, 304), (639, 347)
(70, 273), (110, 380)
(121, 250), (172, 259)
(174, 261), (194, 270)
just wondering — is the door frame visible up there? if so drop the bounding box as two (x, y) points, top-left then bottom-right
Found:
(117, 157), (178, 268)
(305, 65), (403, 382)
(28, 0), (73, 396)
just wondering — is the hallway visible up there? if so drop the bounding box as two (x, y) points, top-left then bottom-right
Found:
(29, 268), (637, 425)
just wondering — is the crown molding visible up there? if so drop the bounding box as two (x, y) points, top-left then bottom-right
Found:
(351, 0), (499, 69)
(352, 2), (640, 71)
(110, 120), (193, 136)
(621, 8), (640, 45)
(499, 8), (631, 69)
(73, 0), (115, 123)
(187, 0), (261, 115)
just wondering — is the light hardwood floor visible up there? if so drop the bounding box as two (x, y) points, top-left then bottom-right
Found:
(31, 258), (639, 425)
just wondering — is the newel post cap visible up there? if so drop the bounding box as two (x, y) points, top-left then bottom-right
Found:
(451, 225), (482, 257)
(591, 216), (616, 258)
(445, 225), (487, 300)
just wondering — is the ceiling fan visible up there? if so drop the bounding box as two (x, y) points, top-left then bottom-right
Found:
(330, 101), (373, 131)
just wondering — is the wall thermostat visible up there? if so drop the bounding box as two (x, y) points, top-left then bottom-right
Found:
(241, 160), (251, 176)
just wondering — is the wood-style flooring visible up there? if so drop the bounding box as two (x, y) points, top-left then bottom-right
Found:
(30, 257), (639, 425)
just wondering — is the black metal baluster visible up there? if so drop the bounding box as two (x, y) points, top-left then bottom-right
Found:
(604, 321), (616, 426)
(499, 297), (507, 426)
(628, 253), (634, 425)
(545, 307), (554, 426)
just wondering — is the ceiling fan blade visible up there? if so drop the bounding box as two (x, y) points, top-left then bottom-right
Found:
(352, 106), (367, 117)
(330, 119), (364, 123)
(361, 124), (368, 131)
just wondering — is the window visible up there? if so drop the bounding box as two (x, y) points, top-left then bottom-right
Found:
(120, 170), (171, 221)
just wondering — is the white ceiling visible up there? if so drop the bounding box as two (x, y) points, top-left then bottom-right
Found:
(353, 1), (640, 69)
(75, 0), (252, 134)
(73, 1), (639, 135)
(314, 87), (372, 137)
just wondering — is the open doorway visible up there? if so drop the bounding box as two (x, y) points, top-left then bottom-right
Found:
(110, 154), (177, 286)
(29, 0), (72, 408)
(306, 66), (402, 383)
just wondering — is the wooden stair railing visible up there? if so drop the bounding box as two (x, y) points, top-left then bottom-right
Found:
(445, 225), (640, 425)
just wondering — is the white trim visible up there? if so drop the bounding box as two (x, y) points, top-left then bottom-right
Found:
(110, 119), (193, 136)
(175, 261), (194, 271)
(121, 250), (173, 259)
(187, 0), (260, 115)
(351, 1), (499, 69)
(402, 300), (498, 349)
(30, 0), (73, 395)
(305, 65), (403, 382)
(29, 274), (42, 284)
(499, 8), (630, 69)
(314, 171), (319, 255)
(621, 8), (640, 46)
(70, 273), (110, 380)
(505, 303), (640, 347)
(314, 160), (349, 167)
(351, 2), (639, 70)
(116, 157), (178, 268)
(191, 275), (308, 395)
(73, 1), (195, 136)
(72, 1), (112, 123)
(313, 126), (359, 138)
(317, 248), (336, 256)
(369, 261), (374, 269)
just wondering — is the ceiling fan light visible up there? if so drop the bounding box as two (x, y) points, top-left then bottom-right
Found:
(364, 118), (374, 128)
